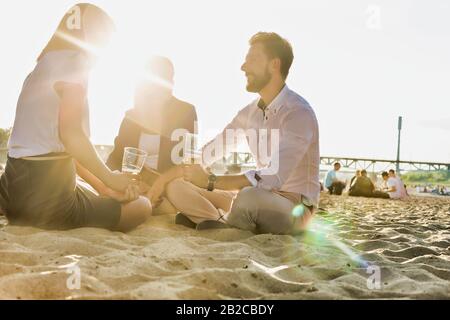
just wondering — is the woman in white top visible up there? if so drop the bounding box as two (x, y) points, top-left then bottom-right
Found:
(0, 3), (152, 231)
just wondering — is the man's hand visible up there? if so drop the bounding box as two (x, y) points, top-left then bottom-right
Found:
(183, 164), (209, 189)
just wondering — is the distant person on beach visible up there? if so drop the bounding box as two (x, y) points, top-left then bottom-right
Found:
(380, 171), (390, 191)
(325, 162), (346, 195)
(165, 32), (320, 234)
(381, 170), (406, 200)
(0, 4), (151, 231)
(389, 169), (408, 198)
(431, 186), (440, 194)
(106, 56), (197, 215)
(349, 169), (361, 193)
(349, 170), (389, 198)
(431, 185), (448, 196)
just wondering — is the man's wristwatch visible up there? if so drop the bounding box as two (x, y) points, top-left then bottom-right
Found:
(207, 173), (217, 192)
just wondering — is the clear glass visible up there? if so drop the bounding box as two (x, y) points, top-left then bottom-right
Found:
(122, 147), (148, 175)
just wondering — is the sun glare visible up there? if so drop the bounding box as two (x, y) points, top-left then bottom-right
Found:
(88, 29), (155, 144)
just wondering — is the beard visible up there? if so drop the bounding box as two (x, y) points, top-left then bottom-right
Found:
(246, 68), (271, 93)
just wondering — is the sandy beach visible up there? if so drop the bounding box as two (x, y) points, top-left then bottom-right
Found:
(0, 193), (449, 300)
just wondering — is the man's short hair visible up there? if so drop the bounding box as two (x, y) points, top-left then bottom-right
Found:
(382, 171), (389, 177)
(334, 162), (341, 167)
(389, 169), (395, 174)
(249, 32), (294, 80)
(361, 169), (367, 175)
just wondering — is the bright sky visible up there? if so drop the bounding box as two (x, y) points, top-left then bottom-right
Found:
(0, 0), (449, 163)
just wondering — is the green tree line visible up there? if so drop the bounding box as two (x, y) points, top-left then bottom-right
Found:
(402, 170), (450, 186)
(0, 128), (11, 149)
(0, 128), (11, 167)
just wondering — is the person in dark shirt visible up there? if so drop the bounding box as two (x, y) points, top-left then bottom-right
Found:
(106, 56), (197, 213)
(349, 170), (389, 199)
(349, 169), (361, 193)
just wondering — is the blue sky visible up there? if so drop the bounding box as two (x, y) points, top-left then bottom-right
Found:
(0, 0), (449, 162)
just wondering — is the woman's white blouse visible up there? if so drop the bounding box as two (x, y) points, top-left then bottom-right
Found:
(8, 50), (90, 158)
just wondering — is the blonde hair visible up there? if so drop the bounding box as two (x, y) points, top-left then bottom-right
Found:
(37, 3), (115, 61)
(249, 32), (294, 80)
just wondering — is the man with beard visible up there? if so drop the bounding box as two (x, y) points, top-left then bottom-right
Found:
(166, 32), (320, 234)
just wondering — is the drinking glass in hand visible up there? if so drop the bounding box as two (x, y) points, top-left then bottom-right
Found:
(122, 147), (147, 175)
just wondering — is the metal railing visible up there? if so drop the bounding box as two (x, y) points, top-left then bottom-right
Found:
(1, 147), (449, 173)
(224, 152), (449, 173)
(320, 156), (450, 172)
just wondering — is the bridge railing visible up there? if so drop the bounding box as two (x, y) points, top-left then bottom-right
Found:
(1, 148), (449, 172)
(320, 156), (450, 172)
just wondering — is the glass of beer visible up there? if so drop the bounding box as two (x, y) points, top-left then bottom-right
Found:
(122, 147), (147, 175)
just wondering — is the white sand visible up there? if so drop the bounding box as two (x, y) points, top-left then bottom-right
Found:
(0, 193), (449, 299)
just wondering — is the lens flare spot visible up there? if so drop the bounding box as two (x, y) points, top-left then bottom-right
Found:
(292, 204), (306, 218)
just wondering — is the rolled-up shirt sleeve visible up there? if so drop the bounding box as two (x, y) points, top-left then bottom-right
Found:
(247, 108), (315, 191)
